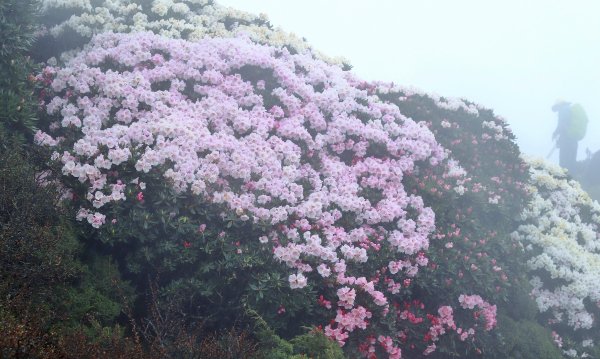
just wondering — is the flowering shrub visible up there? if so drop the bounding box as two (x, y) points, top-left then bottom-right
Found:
(34, 1), (595, 356)
(373, 83), (529, 214)
(370, 83), (531, 299)
(382, 296), (497, 358)
(33, 31), (499, 356)
(38, 29), (445, 261)
(513, 157), (600, 356)
(6, 0), (599, 355)
(37, 0), (348, 66)
(346, 82), (539, 356)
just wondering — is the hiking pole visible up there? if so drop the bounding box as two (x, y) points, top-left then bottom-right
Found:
(547, 143), (557, 159)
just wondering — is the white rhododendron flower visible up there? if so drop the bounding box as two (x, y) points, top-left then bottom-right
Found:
(40, 0), (349, 66)
(513, 157), (600, 332)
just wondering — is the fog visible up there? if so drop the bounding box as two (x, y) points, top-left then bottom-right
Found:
(219, 0), (600, 162)
(3, 1), (599, 355)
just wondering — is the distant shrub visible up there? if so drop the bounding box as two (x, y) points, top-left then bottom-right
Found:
(0, 0), (41, 147)
(513, 157), (600, 353)
(370, 83), (534, 357)
(488, 314), (563, 359)
(290, 329), (345, 359)
(37, 0), (348, 67)
(0, 145), (80, 311)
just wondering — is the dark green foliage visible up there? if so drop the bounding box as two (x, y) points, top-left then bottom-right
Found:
(502, 285), (539, 322)
(0, 0), (41, 147)
(0, 143), (132, 349)
(0, 0), (40, 55)
(487, 314), (563, 359)
(249, 309), (295, 359)
(57, 254), (135, 337)
(248, 310), (342, 359)
(571, 343), (600, 359)
(64, 171), (322, 337)
(0, 145), (80, 309)
(290, 330), (345, 359)
(0, 304), (151, 359)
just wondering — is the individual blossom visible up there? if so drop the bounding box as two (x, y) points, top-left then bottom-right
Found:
(337, 287), (357, 309)
(289, 273), (307, 289)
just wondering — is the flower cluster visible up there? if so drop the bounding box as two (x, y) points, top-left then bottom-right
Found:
(382, 297), (495, 357)
(376, 83), (481, 117)
(371, 81), (529, 214)
(37, 31), (452, 353)
(365, 77), (530, 315)
(458, 294), (497, 331)
(513, 158), (600, 340)
(39, 0), (348, 66)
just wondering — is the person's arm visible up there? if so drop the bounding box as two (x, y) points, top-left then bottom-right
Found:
(553, 107), (571, 140)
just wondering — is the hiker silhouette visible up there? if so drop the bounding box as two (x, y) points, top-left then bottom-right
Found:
(551, 99), (588, 173)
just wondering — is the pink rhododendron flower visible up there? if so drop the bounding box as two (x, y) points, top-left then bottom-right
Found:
(458, 294), (497, 330)
(288, 273), (307, 289)
(87, 212), (106, 228)
(423, 343), (436, 356)
(337, 287), (357, 309)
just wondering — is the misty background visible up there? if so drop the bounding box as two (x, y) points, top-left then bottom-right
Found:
(219, 0), (599, 163)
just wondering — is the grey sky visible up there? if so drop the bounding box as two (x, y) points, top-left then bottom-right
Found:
(218, 0), (599, 162)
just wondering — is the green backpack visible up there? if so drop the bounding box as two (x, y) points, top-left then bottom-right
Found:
(567, 103), (588, 141)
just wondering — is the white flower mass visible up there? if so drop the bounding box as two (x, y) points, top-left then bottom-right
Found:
(513, 157), (600, 332)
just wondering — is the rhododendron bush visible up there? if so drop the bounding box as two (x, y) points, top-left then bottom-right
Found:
(28, 1), (599, 358)
(372, 83), (532, 319)
(32, 30), (513, 357)
(513, 157), (600, 357)
(374, 84), (529, 215)
(39, 30), (445, 269)
(36, 0), (348, 66)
